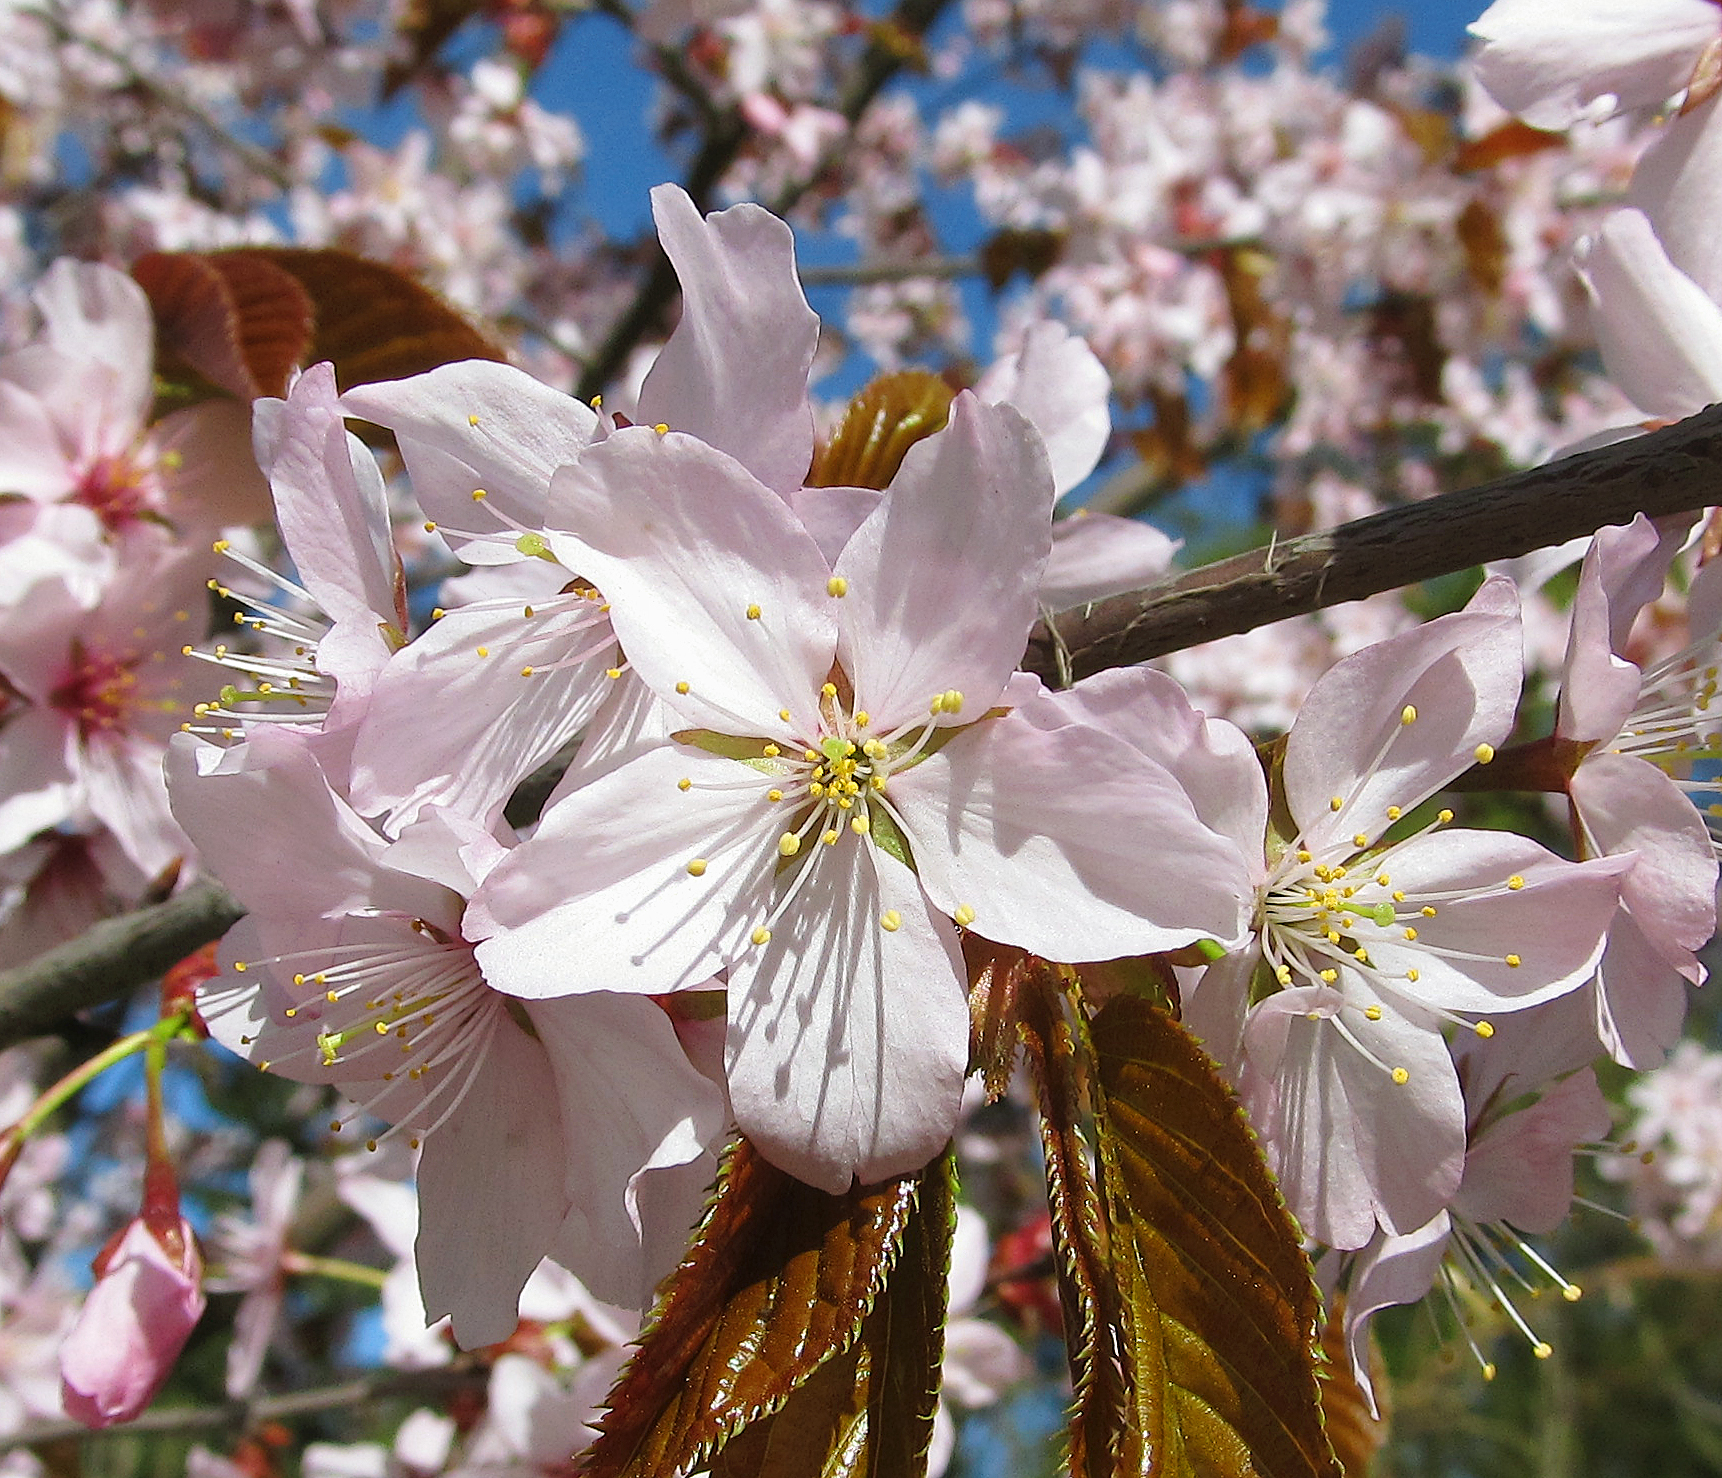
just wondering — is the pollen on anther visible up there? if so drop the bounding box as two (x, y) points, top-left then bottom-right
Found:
(677, 777), (692, 792)
(1364, 1004), (1383, 1020)
(880, 909), (902, 932)
(1474, 1021), (1495, 1039)
(779, 708), (792, 721)
(687, 858), (709, 876)
(1390, 1066), (1410, 1085)
(1352, 832), (1369, 849)
(1474, 743), (1496, 764)
(472, 488), (489, 502)
(521, 666), (535, 677)
(1329, 795), (1344, 812)
(767, 788), (783, 802)
(1532, 1343), (1553, 1360)
(746, 604), (762, 620)
(1403, 927), (1418, 941)
(954, 904), (976, 927)
(1507, 874), (1524, 890)
(606, 667), (623, 680)
(468, 413), (481, 426)
(827, 576), (849, 597)
(851, 815), (870, 834)
(234, 961), (248, 973)
(1505, 953), (1522, 968)
(751, 926), (772, 945)
(1400, 705), (1417, 725)
(822, 829), (839, 846)
(423, 521), (437, 533)
(476, 646), (490, 657)
(778, 833), (801, 857)
(1421, 904), (1437, 916)
(1437, 808), (1455, 824)
(1386, 806), (1402, 821)
(676, 681), (690, 694)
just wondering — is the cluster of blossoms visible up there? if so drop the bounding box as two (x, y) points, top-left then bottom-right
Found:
(3, 0), (1722, 1467)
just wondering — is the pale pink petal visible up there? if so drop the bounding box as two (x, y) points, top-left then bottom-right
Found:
(1581, 210), (1722, 421)
(1556, 512), (1677, 744)
(1458, 1067), (1609, 1233)
(0, 379), (77, 498)
(468, 745), (779, 997)
(974, 321), (1112, 499)
(253, 365), (399, 633)
(154, 400), (273, 532)
(347, 595), (616, 836)
(1341, 1213), (1449, 1414)
(1629, 94), (1722, 305)
(787, 484), (881, 566)
(77, 735), (188, 881)
(942, 1318), (1030, 1408)
(1243, 988), (1465, 1246)
(1017, 666), (1266, 864)
(1365, 830), (1628, 1014)
(0, 709), (77, 854)
(341, 361), (599, 559)
(30, 260), (156, 446)
(527, 993), (722, 1309)
(1284, 584), (1521, 852)
(1040, 513), (1177, 612)
(544, 428), (836, 737)
(1572, 751), (1716, 956)
(637, 185), (819, 497)
(887, 712), (1254, 958)
(725, 840), (968, 1192)
(549, 671), (679, 795)
(414, 1015), (571, 1349)
(1178, 943), (1257, 1086)
(833, 396), (1053, 727)
(1588, 909), (1692, 1068)
(1469, 0), (1720, 127)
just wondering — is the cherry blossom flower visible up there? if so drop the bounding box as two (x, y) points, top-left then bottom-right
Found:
(1065, 584), (1628, 1246)
(468, 394), (1252, 1193)
(60, 1211), (205, 1427)
(205, 1138), (304, 1398)
(168, 725), (725, 1344)
(1553, 514), (1719, 1067)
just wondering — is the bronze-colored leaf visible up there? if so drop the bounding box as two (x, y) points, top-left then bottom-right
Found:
(710, 1149), (956, 1478)
(240, 247), (507, 389)
(1452, 118), (1565, 172)
(133, 250), (314, 401)
(581, 1140), (921, 1478)
(1456, 198), (1508, 297)
(978, 228), (1067, 291)
(1020, 967), (1126, 1478)
(1317, 1297), (1386, 1478)
(1130, 390), (1207, 491)
(809, 371), (954, 491)
(1090, 993), (1339, 1478)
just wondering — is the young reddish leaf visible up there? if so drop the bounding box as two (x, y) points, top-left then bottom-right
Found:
(1020, 967), (1127, 1478)
(133, 251), (313, 400)
(708, 1149), (956, 1478)
(809, 370), (954, 491)
(1088, 994), (1339, 1478)
(581, 1139), (921, 1478)
(239, 247), (507, 389)
(1452, 119), (1564, 172)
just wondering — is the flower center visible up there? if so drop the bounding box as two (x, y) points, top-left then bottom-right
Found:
(49, 643), (141, 740)
(72, 453), (155, 532)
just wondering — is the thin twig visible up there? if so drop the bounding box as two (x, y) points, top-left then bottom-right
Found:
(3, 1365), (486, 1449)
(798, 254), (978, 287)
(1022, 405), (1722, 684)
(0, 879), (244, 1052)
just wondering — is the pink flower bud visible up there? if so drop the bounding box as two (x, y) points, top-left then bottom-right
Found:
(60, 1215), (205, 1427)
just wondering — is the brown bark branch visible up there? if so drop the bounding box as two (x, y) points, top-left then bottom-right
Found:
(1024, 407), (1722, 685)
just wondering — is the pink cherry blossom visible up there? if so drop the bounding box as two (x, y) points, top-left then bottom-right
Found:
(60, 1213), (205, 1428)
(469, 395), (1251, 1192)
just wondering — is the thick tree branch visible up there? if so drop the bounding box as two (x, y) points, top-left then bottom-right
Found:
(2, 1365), (486, 1449)
(0, 880), (244, 1052)
(1023, 407), (1722, 685)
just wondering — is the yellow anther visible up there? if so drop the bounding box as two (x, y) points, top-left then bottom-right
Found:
(779, 708), (792, 721)
(1561, 1284), (1581, 1303)
(654, 423), (669, 435)
(212, 538), (231, 553)
(181, 644), (194, 656)
(1406, 968), (1420, 982)
(1393, 890), (1406, 902)
(1319, 968), (1338, 982)
(521, 666), (535, 677)
(763, 744), (781, 758)
(677, 777), (692, 792)
(827, 576), (849, 597)
(1353, 832), (1369, 849)
(1275, 964), (1292, 984)
(1437, 808), (1454, 824)
(942, 690), (964, 713)
(1507, 874), (1524, 890)
(606, 667), (623, 680)
(1403, 927), (1418, 941)
(1390, 1067), (1410, 1085)
(1330, 795), (1344, 812)
(1354, 947), (1370, 963)
(854, 711), (870, 727)
(468, 413), (480, 426)
(954, 904), (976, 927)
(1296, 849), (1313, 863)
(880, 909), (902, 932)
(767, 788), (783, 802)
(431, 608), (446, 620)
(751, 926), (772, 945)
(1364, 1005), (1383, 1020)
(1421, 904), (1436, 916)
(850, 814), (870, 834)
(476, 646), (490, 657)
(1400, 705), (1417, 725)
(590, 395), (602, 409)
(1386, 806), (1402, 821)
(822, 829), (839, 846)
(746, 603), (762, 620)
(1474, 1021), (1494, 1039)
(1532, 1343), (1552, 1360)
(472, 488), (488, 501)
(1474, 743), (1496, 764)
(778, 833), (801, 857)
(1505, 954), (1522, 968)
(325, 990), (339, 1003)
(1482, 1363), (1498, 1382)
(687, 858), (708, 876)
(676, 681), (690, 694)
(822, 682), (838, 697)
(523, 605), (534, 618)
(1376, 873), (1391, 886)
(424, 521), (437, 533)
